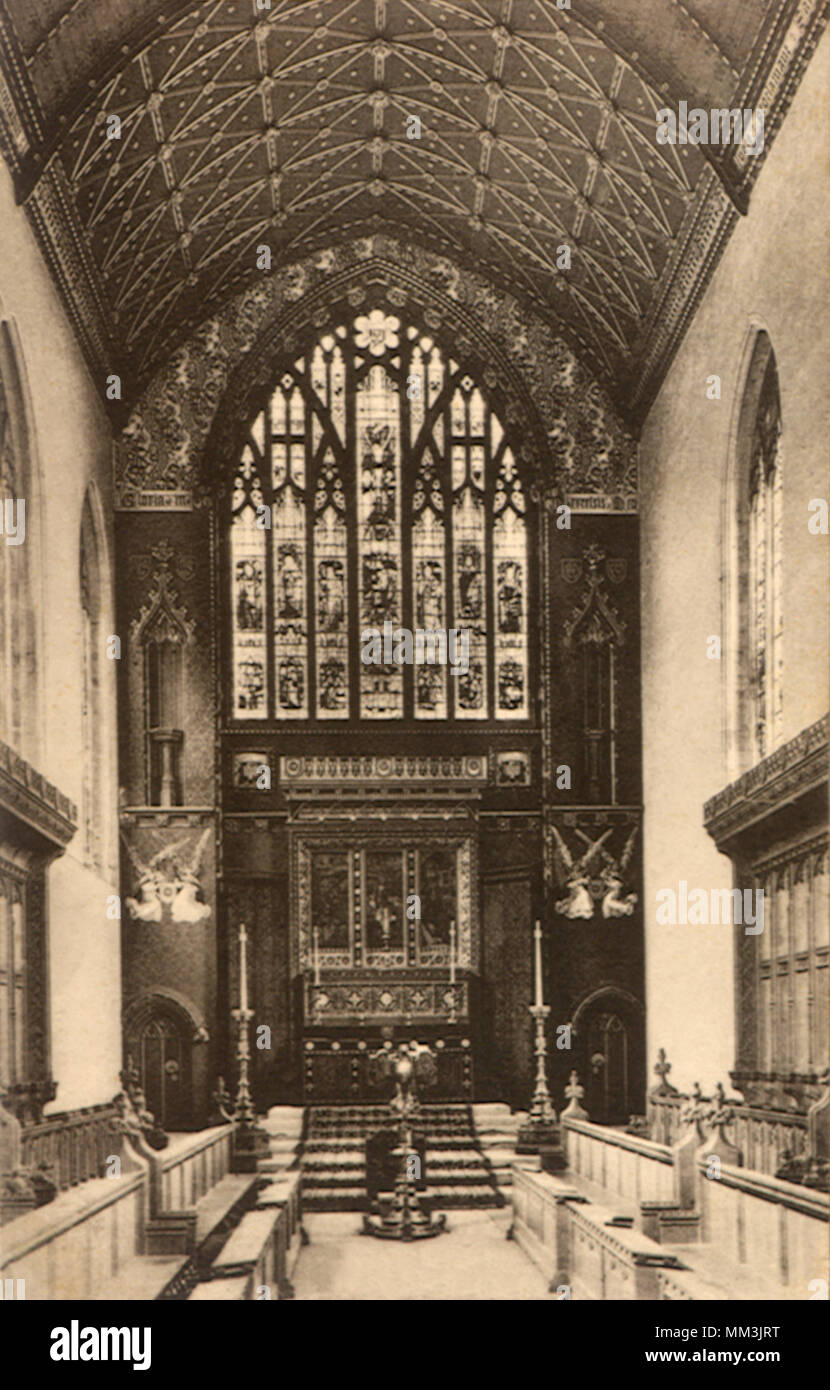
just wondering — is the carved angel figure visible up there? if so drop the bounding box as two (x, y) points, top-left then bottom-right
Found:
(170, 829), (212, 923)
(551, 825), (613, 920)
(122, 828), (212, 924)
(598, 826), (639, 918)
(124, 869), (162, 923)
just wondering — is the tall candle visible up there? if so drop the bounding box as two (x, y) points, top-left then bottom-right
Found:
(533, 919), (543, 1007)
(449, 919), (456, 984)
(313, 925), (320, 985)
(239, 923), (249, 1012)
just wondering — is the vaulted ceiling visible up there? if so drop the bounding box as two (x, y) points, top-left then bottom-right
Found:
(0, 0), (825, 420)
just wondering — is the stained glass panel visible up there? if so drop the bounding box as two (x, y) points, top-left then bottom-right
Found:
(452, 382), (487, 719)
(230, 445), (267, 718)
(314, 450), (349, 718)
(357, 365), (403, 718)
(413, 444), (447, 719)
(493, 446), (528, 717)
(272, 378), (309, 718)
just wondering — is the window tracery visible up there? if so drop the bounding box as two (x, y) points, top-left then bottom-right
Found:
(228, 311), (530, 722)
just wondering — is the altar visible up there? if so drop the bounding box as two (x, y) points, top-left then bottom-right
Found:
(282, 755), (484, 1102)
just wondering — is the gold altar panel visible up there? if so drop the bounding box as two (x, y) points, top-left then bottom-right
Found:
(294, 831), (476, 975)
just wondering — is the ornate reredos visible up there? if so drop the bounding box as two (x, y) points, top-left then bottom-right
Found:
(116, 239), (638, 514)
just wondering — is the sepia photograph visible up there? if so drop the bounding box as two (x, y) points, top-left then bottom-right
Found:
(0, 0), (827, 1355)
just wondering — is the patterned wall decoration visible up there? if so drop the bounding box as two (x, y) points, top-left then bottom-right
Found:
(116, 238), (637, 514)
(494, 752), (531, 787)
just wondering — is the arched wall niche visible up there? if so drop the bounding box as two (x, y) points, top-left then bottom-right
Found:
(116, 238), (637, 515)
(723, 326), (780, 780)
(0, 314), (45, 764)
(79, 483), (116, 875)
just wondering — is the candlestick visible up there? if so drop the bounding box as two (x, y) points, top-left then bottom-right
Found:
(515, 922), (562, 1158)
(313, 925), (320, 985)
(239, 922), (249, 1013)
(449, 919), (456, 984)
(533, 918), (543, 1007)
(230, 922), (256, 1132)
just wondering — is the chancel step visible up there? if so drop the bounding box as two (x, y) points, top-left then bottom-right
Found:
(300, 1104), (505, 1211)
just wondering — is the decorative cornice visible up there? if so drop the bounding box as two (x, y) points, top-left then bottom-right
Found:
(120, 809), (214, 827)
(0, 8), (42, 181)
(24, 158), (118, 387)
(628, 0), (828, 422)
(703, 715), (829, 849)
(628, 169), (737, 422)
(0, 740), (77, 847)
(729, 0), (829, 204)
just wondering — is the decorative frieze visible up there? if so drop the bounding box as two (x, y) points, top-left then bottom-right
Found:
(25, 160), (116, 386)
(280, 755), (487, 787)
(306, 978), (468, 1025)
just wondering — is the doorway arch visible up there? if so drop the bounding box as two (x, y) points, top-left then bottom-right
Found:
(572, 985), (645, 1124)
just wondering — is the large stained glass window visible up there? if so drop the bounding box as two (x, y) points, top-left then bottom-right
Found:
(748, 355), (783, 760)
(228, 309), (530, 721)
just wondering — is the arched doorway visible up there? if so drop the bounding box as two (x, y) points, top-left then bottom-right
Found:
(124, 993), (205, 1131)
(572, 987), (645, 1125)
(136, 1014), (189, 1131)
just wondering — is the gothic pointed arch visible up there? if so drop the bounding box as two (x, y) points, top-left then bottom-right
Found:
(118, 242), (638, 515)
(216, 285), (540, 723)
(79, 490), (104, 872)
(726, 329), (784, 776)
(0, 316), (44, 763)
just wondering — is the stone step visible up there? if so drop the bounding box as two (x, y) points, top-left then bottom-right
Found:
(303, 1189), (367, 1211)
(307, 1124), (473, 1134)
(302, 1186), (504, 1212)
(426, 1167), (494, 1185)
(300, 1102), (507, 1211)
(426, 1186), (504, 1207)
(302, 1155), (365, 1171)
(302, 1152), (488, 1173)
(307, 1128), (475, 1140)
(303, 1171), (368, 1188)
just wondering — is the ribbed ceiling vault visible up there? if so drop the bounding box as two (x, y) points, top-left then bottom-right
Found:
(0, 0), (825, 420)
